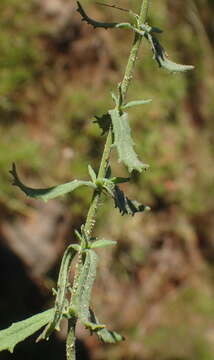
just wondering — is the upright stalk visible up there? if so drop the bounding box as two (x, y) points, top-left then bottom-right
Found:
(84, 0), (150, 236)
(66, 1), (150, 358)
(66, 317), (77, 360)
(140, 0), (150, 22)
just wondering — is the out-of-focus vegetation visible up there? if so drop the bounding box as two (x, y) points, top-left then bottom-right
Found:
(0, 0), (214, 359)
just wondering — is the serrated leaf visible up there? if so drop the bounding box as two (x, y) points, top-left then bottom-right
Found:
(73, 250), (98, 324)
(38, 245), (78, 340)
(113, 185), (150, 216)
(94, 113), (111, 135)
(89, 309), (124, 343)
(0, 308), (54, 353)
(109, 109), (149, 173)
(122, 99), (152, 109)
(77, 2), (118, 29)
(10, 163), (96, 202)
(90, 239), (117, 249)
(88, 165), (97, 183)
(147, 34), (194, 73)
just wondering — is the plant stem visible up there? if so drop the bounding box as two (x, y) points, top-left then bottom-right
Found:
(66, 1), (150, 359)
(121, 0), (150, 100)
(66, 317), (77, 360)
(84, 129), (113, 235)
(140, 0), (150, 22)
(84, 0), (150, 237)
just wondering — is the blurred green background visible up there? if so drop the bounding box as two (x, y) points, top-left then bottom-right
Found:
(0, 0), (214, 359)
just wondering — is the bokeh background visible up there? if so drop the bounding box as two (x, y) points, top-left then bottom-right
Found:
(0, 0), (214, 359)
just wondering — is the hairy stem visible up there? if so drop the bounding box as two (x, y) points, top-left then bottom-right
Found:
(66, 317), (77, 360)
(66, 1), (150, 359)
(84, 129), (113, 235)
(121, 0), (150, 100)
(140, 0), (150, 22)
(84, 0), (150, 237)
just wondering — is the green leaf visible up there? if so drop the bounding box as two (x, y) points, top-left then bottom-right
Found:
(158, 55), (194, 72)
(90, 239), (117, 249)
(94, 113), (111, 135)
(109, 109), (149, 173)
(10, 163), (96, 202)
(73, 250), (98, 323)
(147, 34), (194, 73)
(111, 92), (118, 106)
(97, 327), (124, 343)
(0, 308), (54, 353)
(113, 185), (150, 216)
(122, 99), (152, 109)
(70, 244), (81, 252)
(38, 245), (78, 340)
(88, 165), (97, 183)
(89, 309), (124, 343)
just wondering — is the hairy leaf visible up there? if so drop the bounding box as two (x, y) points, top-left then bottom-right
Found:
(73, 250), (98, 323)
(77, 2), (133, 32)
(109, 109), (149, 173)
(89, 309), (124, 343)
(10, 163), (96, 202)
(90, 239), (117, 249)
(147, 34), (194, 72)
(113, 185), (150, 216)
(38, 245), (78, 340)
(0, 308), (54, 353)
(122, 99), (152, 109)
(157, 54), (194, 72)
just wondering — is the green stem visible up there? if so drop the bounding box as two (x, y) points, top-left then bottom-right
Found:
(84, 130), (113, 235)
(120, 33), (141, 101)
(140, 0), (150, 22)
(66, 1), (150, 359)
(121, 0), (150, 101)
(84, 0), (150, 237)
(66, 317), (77, 360)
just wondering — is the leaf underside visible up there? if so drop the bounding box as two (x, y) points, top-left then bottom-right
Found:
(10, 163), (95, 202)
(109, 109), (149, 173)
(147, 34), (194, 72)
(74, 250), (98, 324)
(0, 308), (54, 353)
